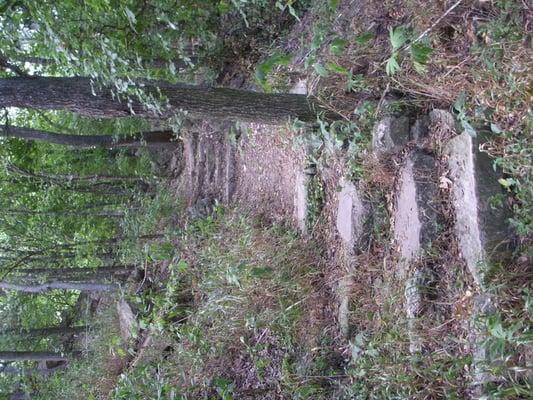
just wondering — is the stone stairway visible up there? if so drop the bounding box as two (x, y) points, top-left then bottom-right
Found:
(171, 109), (521, 397)
(174, 121), (237, 214)
(294, 109), (517, 398)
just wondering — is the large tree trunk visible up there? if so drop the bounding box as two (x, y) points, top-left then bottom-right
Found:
(1, 364), (66, 376)
(1, 208), (125, 218)
(0, 281), (119, 293)
(0, 124), (175, 147)
(0, 76), (326, 124)
(0, 325), (88, 338)
(16, 265), (134, 277)
(0, 351), (68, 362)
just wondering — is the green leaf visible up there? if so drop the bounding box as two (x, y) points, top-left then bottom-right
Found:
(347, 73), (368, 92)
(313, 63), (329, 77)
(177, 259), (188, 273)
(329, 0), (339, 10)
(329, 37), (347, 56)
(490, 123), (502, 134)
(461, 119), (477, 137)
(326, 62), (349, 75)
(413, 61), (427, 74)
(410, 43), (433, 64)
(355, 32), (373, 46)
(124, 7), (137, 31)
(385, 55), (400, 76)
(389, 26), (407, 50)
(287, 4), (300, 20)
(255, 52), (292, 92)
(498, 178), (514, 189)
(275, 1), (300, 21)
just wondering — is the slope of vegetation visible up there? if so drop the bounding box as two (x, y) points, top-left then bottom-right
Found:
(0, 0), (530, 399)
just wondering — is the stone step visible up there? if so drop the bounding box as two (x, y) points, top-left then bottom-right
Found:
(440, 109), (513, 397)
(444, 121), (513, 286)
(224, 130), (237, 203)
(393, 148), (438, 353)
(335, 178), (367, 338)
(372, 115), (411, 153)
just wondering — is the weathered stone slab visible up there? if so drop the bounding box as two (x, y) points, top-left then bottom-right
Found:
(411, 115), (430, 143)
(405, 267), (433, 353)
(294, 171), (309, 235)
(468, 293), (497, 398)
(394, 155), (421, 273)
(393, 149), (438, 352)
(372, 116), (410, 152)
(335, 179), (366, 338)
(444, 129), (512, 285)
(224, 133), (236, 203)
(338, 273), (352, 339)
(394, 150), (437, 272)
(117, 299), (137, 342)
(290, 79), (308, 95)
(336, 180), (365, 245)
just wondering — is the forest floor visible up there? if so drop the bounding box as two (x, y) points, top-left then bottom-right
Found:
(38, 1), (531, 399)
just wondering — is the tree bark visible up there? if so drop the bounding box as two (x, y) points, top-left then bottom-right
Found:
(0, 281), (119, 293)
(0, 351), (68, 362)
(0, 325), (88, 338)
(16, 265), (134, 277)
(0, 364), (66, 376)
(1, 208), (125, 218)
(0, 76), (327, 124)
(0, 124), (175, 148)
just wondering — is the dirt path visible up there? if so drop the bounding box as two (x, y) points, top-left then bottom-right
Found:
(171, 121), (305, 227)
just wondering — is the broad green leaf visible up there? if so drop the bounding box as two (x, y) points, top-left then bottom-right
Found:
(498, 178), (513, 189)
(313, 63), (329, 77)
(255, 52), (292, 92)
(490, 123), (502, 134)
(355, 32), (373, 45)
(326, 62), (349, 75)
(329, 37), (348, 56)
(287, 4), (300, 20)
(410, 43), (433, 64)
(385, 55), (400, 76)
(461, 119), (477, 137)
(389, 26), (408, 50)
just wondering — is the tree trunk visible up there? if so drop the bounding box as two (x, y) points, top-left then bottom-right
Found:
(0, 325), (88, 338)
(0, 125), (175, 148)
(16, 265), (134, 277)
(0, 76), (327, 124)
(1, 208), (125, 218)
(0, 364), (66, 376)
(0, 351), (68, 362)
(0, 281), (119, 293)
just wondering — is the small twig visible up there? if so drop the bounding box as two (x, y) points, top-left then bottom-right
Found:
(375, 82), (390, 117)
(442, 56), (471, 78)
(407, 0), (464, 50)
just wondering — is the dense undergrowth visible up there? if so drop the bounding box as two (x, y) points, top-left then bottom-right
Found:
(114, 208), (339, 400)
